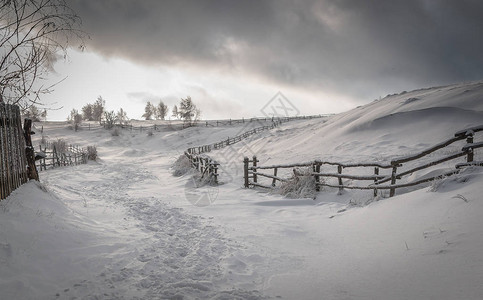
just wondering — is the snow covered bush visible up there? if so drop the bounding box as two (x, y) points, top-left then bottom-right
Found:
(52, 138), (67, 152)
(111, 128), (120, 136)
(279, 167), (318, 199)
(172, 154), (193, 177)
(87, 146), (97, 161)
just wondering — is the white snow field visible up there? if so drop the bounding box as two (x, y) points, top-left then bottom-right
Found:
(1, 81), (483, 299)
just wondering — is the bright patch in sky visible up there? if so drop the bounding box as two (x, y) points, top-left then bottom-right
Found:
(43, 51), (355, 121)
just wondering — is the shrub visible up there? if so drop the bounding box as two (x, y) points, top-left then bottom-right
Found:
(52, 138), (67, 153)
(87, 146), (97, 161)
(111, 128), (120, 136)
(279, 167), (318, 199)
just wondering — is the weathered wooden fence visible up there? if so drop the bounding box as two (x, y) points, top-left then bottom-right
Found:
(184, 151), (219, 183)
(183, 114), (327, 181)
(1, 103), (38, 200)
(36, 141), (89, 171)
(243, 125), (483, 198)
(187, 115), (326, 155)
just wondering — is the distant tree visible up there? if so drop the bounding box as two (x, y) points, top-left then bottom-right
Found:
(155, 101), (168, 120)
(172, 105), (179, 119)
(68, 109), (82, 126)
(82, 103), (94, 121)
(92, 96), (105, 124)
(116, 108), (128, 125)
(23, 105), (42, 122)
(104, 110), (116, 129)
(142, 101), (155, 120)
(41, 109), (48, 121)
(178, 96), (200, 127)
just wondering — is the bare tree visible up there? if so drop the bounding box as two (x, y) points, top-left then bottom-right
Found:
(82, 103), (94, 121)
(67, 108), (82, 126)
(40, 108), (47, 121)
(155, 100), (168, 120)
(103, 110), (115, 129)
(172, 104), (179, 119)
(116, 108), (128, 125)
(0, 0), (86, 109)
(92, 96), (105, 124)
(23, 104), (42, 121)
(142, 101), (155, 120)
(179, 96), (200, 127)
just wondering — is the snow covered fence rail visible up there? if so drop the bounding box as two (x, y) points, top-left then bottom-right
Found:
(36, 141), (91, 171)
(243, 125), (483, 198)
(187, 115), (326, 155)
(202, 114), (327, 127)
(0, 103), (38, 200)
(184, 151), (219, 184)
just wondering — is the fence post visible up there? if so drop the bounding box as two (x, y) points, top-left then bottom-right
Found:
(337, 165), (343, 193)
(389, 164), (398, 197)
(466, 131), (474, 162)
(244, 157), (249, 188)
(272, 167), (278, 187)
(314, 161), (321, 192)
(252, 156), (258, 184)
(23, 119), (39, 181)
(213, 162), (218, 184)
(373, 167), (379, 197)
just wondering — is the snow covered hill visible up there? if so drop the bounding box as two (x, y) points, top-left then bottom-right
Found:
(0, 81), (482, 299)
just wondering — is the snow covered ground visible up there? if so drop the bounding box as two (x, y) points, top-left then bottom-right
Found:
(1, 81), (483, 299)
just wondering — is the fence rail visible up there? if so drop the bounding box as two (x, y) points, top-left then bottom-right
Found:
(1, 104), (38, 200)
(184, 151), (219, 183)
(183, 115), (327, 180)
(243, 125), (483, 198)
(36, 142), (89, 171)
(187, 115), (326, 155)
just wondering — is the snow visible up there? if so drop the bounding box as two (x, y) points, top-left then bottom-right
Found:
(1, 80), (483, 299)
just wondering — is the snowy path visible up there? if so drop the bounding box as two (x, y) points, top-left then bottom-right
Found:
(40, 154), (268, 299)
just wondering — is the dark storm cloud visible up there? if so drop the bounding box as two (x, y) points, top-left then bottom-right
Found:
(69, 0), (483, 99)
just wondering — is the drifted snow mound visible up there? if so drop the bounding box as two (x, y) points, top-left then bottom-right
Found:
(242, 81), (483, 165)
(172, 154), (193, 177)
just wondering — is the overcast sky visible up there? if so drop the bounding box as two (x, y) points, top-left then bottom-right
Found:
(44, 0), (483, 120)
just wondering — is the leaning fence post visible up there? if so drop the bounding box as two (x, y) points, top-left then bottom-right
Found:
(390, 163), (398, 197)
(373, 167), (379, 197)
(466, 131), (474, 162)
(252, 156), (258, 184)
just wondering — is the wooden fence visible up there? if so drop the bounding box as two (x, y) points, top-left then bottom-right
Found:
(243, 125), (483, 198)
(187, 115), (326, 155)
(182, 114), (327, 181)
(184, 151), (219, 184)
(36, 141), (89, 171)
(1, 103), (38, 200)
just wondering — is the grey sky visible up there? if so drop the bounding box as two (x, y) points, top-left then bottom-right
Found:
(53, 0), (483, 119)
